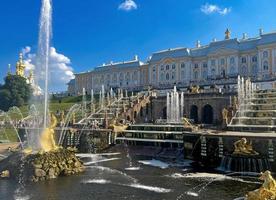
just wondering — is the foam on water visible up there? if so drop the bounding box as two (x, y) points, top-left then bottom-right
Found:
(87, 166), (138, 183)
(84, 157), (121, 165)
(138, 159), (169, 169)
(167, 173), (261, 184)
(125, 167), (141, 171)
(186, 191), (199, 197)
(83, 179), (111, 184)
(126, 184), (171, 193)
(77, 153), (121, 158)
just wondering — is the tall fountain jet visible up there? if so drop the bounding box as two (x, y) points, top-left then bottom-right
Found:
(166, 86), (184, 123)
(37, 0), (52, 129)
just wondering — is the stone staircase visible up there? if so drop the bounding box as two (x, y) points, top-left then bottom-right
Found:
(77, 91), (154, 126)
(228, 89), (276, 132)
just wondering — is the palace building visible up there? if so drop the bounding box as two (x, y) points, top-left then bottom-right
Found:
(69, 29), (276, 95)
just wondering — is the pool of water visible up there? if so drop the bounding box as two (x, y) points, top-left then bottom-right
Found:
(0, 147), (260, 200)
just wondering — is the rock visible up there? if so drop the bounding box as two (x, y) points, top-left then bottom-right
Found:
(48, 168), (56, 179)
(33, 164), (43, 169)
(35, 169), (46, 177)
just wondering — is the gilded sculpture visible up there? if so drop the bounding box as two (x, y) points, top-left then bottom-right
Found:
(233, 138), (259, 156)
(246, 170), (276, 200)
(40, 113), (58, 152)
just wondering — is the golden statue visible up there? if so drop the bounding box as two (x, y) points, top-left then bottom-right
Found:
(191, 85), (200, 94)
(233, 138), (259, 156)
(246, 171), (276, 200)
(40, 113), (58, 152)
(225, 28), (231, 39)
(109, 118), (128, 133)
(16, 53), (26, 77)
(222, 108), (229, 125)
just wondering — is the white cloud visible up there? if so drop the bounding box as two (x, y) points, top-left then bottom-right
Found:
(201, 3), (231, 16)
(118, 0), (137, 11)
(22, 46), (75, 92)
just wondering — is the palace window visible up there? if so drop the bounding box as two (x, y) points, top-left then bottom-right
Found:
(181, 63), (185, 68)
(252, 65), (258, 76)
(252, 56), (258, 63)
(263, 51), (269, 58)
(119, 73), (124, 81)
(230, 66), (235, 75)
(160, 73), (165, 81)
(202, 70), (208, 79)
(211, 60), (216, 66)
(161, 65), (164, 71)
(230, 57), (235, 64)
(241, 65), (248, 75)
(166, 73), (170, 80)
(166, 65), (170, 70)
(172, 64), (176, 69)
(211, 68), (216, 77)
(203, 63), (208, 68)
(263, 61), (269, 71)
(181, 70), (185, 79)
(152, 66), (156, 72)
(241, 57), (247, 64)
(221, 58), (225, 65)
(172, 71), (176, 80)
(113, 74), (117, 83)
(194, 71), (198, 79)
(194, 63), (199, 68)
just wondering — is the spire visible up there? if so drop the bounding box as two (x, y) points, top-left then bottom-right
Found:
(16, 52), (26, 77)
(225, 28), (231, 39)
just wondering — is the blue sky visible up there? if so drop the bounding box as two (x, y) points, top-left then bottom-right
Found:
(0, 0), (276, 91)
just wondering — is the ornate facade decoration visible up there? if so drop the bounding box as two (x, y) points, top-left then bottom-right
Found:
(70, 29), (276, 95)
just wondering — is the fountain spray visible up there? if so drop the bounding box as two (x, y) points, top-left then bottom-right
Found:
(38, 0), (52, 129)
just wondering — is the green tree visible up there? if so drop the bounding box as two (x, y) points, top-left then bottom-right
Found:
(0, 75), (32, 111)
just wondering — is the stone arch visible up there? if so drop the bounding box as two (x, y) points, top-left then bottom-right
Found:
(127, 115), (130, 121)
(190, 105), (198, 123)
(140, 107), (144, 117)
(162, 107), (167, 119)
(201, 104), (214, 124)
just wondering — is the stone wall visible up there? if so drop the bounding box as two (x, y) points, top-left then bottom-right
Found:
(151, 92), (236, 124)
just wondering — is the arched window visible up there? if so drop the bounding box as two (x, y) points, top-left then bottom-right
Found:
(252, 65), (258, 76)
(172, 71), (176, 80)
(241, 57), (247, 64)
(113, 74), (117, 83)
(230, 66), (235, 75)
(263, 61), (269, 71)
(211, 60), (216, 66)
(241, 65), (247, 75)
(119, 73), (124, 81)
(202, 70), (208, 79)
(211, 68), (216, 77)
(230, 57), (235, 64)
(166, 65), (170, 70)
(181, 70), (185, 79)
(252, 56), (257, 63)
(166, 73), (170, 80)
(160, 73), (165, 81)
(194, 71), (198, 79)
(263, 51), (269, 58)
